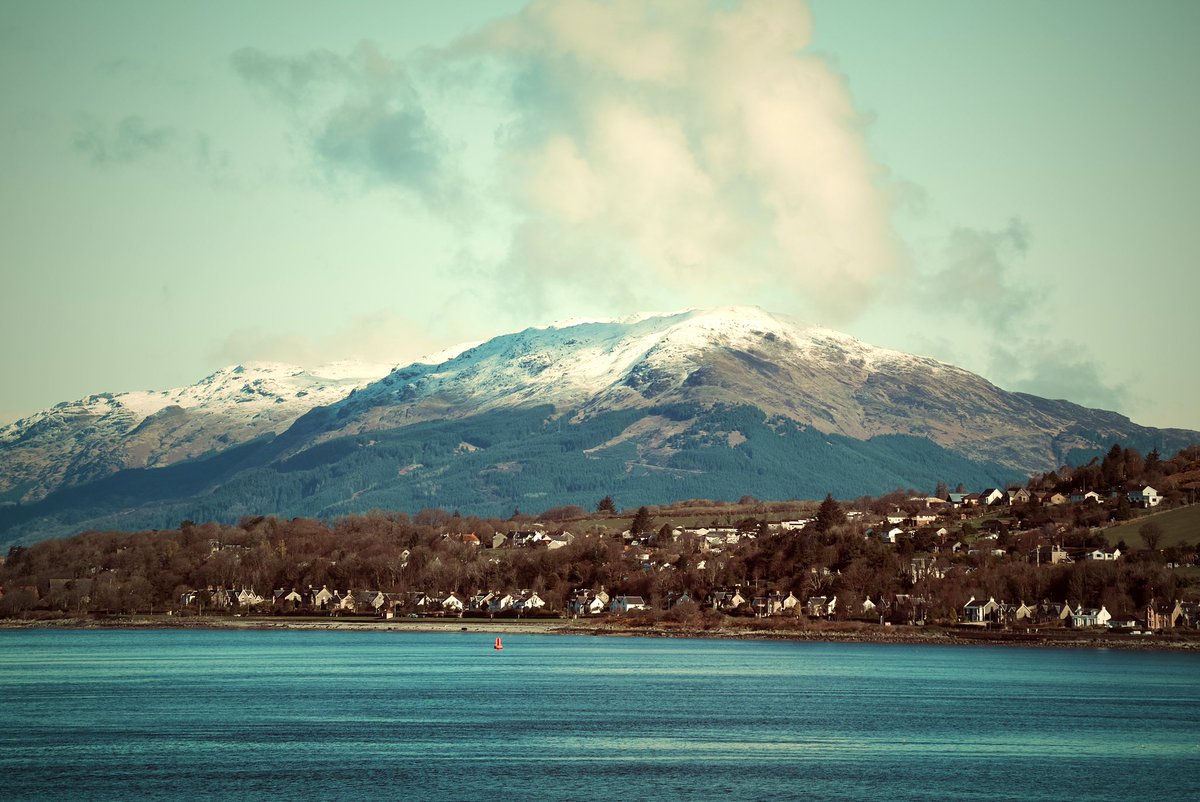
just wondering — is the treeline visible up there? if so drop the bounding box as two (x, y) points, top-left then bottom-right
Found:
(0, 444), (1197, 620)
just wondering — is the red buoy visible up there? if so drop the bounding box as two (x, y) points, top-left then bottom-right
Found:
(494, 636), (504, 650)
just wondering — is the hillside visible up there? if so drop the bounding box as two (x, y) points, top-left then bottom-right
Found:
(1, 307), (1196, 546)
(1103, 505), (1200, 550)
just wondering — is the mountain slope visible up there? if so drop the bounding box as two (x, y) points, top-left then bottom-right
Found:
(0, 361), (392, 504)
(288, 307), (1196, 475)
(1, 306), (1195, 546)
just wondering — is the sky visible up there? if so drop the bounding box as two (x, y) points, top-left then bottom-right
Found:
(1, 0), (1198, 431)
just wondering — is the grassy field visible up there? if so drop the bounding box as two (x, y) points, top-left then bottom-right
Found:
(1102, 504), (1200, 549)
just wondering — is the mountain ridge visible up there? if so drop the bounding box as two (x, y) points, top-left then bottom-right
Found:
(1, 307), (1195, 544)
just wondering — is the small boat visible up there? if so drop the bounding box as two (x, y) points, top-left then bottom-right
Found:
(494, 636), (504, 650)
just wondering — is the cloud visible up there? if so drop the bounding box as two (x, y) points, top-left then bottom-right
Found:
(72, 115), (179, 165)
(211, 311), (475, 370)
(995, 345), (1130, 412)
(231, 42), (453, 203)
(229, 1), (906, 321)
(451, 0), (907, 321)
(932, 219), (1030, 329)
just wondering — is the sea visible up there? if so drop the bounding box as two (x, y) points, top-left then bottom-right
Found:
(0, 629), (1197, 801)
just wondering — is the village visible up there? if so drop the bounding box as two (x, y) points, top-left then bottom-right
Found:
(148, 478), (1200, 637)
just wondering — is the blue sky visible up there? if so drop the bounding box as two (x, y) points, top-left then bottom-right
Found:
(2, 0), (1197, 431)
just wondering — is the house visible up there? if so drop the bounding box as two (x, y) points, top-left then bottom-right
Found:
(439, 592), (465, 614)
(1011, 602), (1037, 622)
(1084, 548), (1121, 561)
(1043, 492), (1069, 506)
(860, 597), (878, 616)
(470, 591), (495, 612)
(709, 588), (749, 611)
(310, 586), (337, 611)
(769, 591), (800, 616)
(209, 588), (238, 608)
(882, 527), (904, 544)
(1070, 606), (1111, 628)
(1145, 600), (1183, 630)
(513, 590), (546, 613)
(664, 591), (694, 610)
(568, 589), (609, 616)
(804, 595), (837, 619)
(1127, 486), (1162, 508)
(978, 489), (1006, 506)
(273, 588), (304, 610)
(546, 532), (575, 550)
(237, 588), (264, 608)
(488, 593), (516, 614)
(1006, 488), (1031, 505)
(887, 594), (929, 625)
(961, 596), (1000, 624)
(353, 590), (387, 614)
(610, 595), (648, 614)
(946, 493), (969, 507)
(1039, 601), (1074, 624)
(1070, 491), (1102, 504)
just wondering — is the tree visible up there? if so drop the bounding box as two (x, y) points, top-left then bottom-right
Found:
(934, 481), (949, 500)
(596, 495), (617, 514)
(1112, 494), (1132, 522)
(814, 494), (846, 534)
(1139, 521), (1164, 552)
(631, 506), (653, 536)
(1145, 448), (1162, 475)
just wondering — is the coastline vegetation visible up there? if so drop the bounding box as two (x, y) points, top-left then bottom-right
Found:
(1, 444), (1197, 643)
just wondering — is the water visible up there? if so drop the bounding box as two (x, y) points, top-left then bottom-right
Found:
(0, 629), (1197, 801)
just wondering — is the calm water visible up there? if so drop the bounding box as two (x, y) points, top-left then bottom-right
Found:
(0, 630), (1197, 801)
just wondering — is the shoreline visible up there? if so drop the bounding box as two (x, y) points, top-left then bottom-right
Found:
(2, 615), (1198, 651)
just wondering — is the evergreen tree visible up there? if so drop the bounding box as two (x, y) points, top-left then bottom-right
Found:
(631, 506), (653, 536)
(814, 493), (846, 534)
(934, 481), (949, 499)
(596, 495), (617, 514)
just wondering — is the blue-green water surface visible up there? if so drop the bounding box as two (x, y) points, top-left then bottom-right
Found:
(0, 629), (1197, 801)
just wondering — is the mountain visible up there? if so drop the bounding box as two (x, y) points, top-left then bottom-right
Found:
(1, 307), (1195, 546)
(0, 361), (392, 505)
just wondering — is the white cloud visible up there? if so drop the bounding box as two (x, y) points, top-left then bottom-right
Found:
(455, 0), (907, 321)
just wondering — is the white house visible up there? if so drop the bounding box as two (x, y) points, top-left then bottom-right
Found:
(439, 592), (465, 613)
(1070, 606), (1111, 628)
(1084, 548), (1121, 561)
(610, 595), (648, 614)
(978, 489), (1006, 506)
(1127, 486), (1162, 508)
(310, 586), (337, 610)
(962, 596), (1000, 623)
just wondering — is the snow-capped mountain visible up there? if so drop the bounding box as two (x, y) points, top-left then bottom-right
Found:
(295, 306), (1187, 476)
(1, 306), (1195, 545)
(0, 361), (392, 503)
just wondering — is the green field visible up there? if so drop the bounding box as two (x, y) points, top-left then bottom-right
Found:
(1103, 504), (1200, 549)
